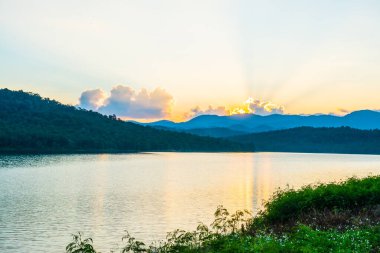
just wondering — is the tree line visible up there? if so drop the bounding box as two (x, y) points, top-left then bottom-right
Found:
(0, 89), (249, 153)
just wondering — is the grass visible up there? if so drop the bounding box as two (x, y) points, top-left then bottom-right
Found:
(66, 176), (380, 253)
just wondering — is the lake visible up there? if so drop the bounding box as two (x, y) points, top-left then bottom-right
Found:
(1, 152), (380, 252)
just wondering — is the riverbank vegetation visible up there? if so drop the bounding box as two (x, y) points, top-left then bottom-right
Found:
(66, 176), (380, 252)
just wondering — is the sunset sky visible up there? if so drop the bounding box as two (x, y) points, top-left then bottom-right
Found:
(1, 0), (380, 121)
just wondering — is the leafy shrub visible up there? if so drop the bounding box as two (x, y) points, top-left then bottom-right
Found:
(66, 176), (380, 253)
(259, 176), (380, 225)
(66, 232), (96, 253)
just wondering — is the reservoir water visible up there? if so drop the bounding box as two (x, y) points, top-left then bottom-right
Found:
(1, 152), (380, 252)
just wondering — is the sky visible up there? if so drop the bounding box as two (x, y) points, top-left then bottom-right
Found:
(1, 0), (380, 121)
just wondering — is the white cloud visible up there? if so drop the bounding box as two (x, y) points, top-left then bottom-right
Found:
(228, 98), (284, 116)
(79, 89), (106, 110)
(246, 98), (285, 115)
(79, 87), (285, 121)
(185, 105), (228, 119)
(184, 98), (285, 120)
(79, 85), (173, 119)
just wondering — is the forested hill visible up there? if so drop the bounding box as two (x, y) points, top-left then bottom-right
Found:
(229, 127), (380, 154)
(0, 89), (249, 153)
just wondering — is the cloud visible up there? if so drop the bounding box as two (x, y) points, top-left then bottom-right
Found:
(79, 89), (106, 110)
(184, 98), (285, 119)
(79, 85), (173, 119)
(79, 88), (284, 121)
(338, 108), (351, 113)
(325, 108), (352, 116)
(246, 98), (285, 115)
(185, 105), (228, 119)
(229, 98), (285, 116)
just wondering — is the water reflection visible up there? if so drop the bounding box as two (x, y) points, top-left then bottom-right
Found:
(0, 152), (380, 252)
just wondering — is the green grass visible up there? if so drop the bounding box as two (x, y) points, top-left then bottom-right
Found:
(174, 225), (380, 253)
(66, 176), (380, 253)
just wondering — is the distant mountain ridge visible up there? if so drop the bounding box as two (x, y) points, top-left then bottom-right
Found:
(228, 127), (380, 155)
(139, 110), (380, 137)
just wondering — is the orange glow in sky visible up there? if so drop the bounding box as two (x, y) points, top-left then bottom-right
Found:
(1, 1), (380, 121)
(228, 98), (285, 116)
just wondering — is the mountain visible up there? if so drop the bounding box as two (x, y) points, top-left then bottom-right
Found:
(147, 125), (247, 138)
(0, 89), (250, 153)
(140, 111), (380, 138)
(228, 127), (380, 154)
(183, 127), (247, 138)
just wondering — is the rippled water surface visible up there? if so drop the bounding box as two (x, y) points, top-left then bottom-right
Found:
(1, 152), (380, 252)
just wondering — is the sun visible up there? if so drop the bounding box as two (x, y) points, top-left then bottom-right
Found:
(228, 98), (285, 116)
